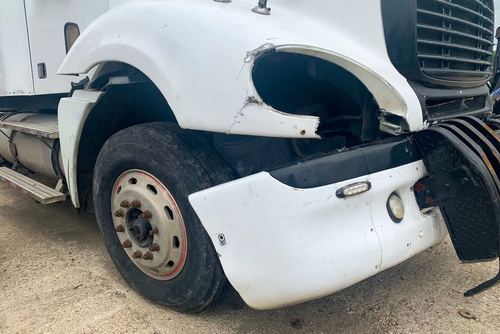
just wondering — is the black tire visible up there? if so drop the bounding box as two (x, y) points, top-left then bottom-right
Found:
(93, 122), (233, 313)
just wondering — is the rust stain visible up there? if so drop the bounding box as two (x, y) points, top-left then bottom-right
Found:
(149, 243), (160, 252)
(140, 210), (152, 219)
(414, 182), (426, 193)
(149, 227), (159, 236)
(114, 209), (125, 217)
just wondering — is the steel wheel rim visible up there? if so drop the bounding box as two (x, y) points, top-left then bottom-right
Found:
(111, 169), (187, 280)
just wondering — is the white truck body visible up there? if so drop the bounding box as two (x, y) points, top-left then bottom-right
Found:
(0, 0), (498, 312)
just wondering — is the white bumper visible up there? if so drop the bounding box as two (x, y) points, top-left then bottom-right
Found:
(189, 160), (447, 309)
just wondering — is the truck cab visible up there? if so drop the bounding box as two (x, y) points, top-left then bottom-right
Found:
(0, 0), (499, 313)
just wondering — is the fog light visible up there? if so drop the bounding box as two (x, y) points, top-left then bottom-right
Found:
(387, 193), (404, 223)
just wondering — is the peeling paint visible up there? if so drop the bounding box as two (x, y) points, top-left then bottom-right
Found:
(244, 43), (274, 63)
(245, 96), (261, 105)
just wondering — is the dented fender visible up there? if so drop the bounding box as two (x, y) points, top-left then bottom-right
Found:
(59, 0), (423, 137)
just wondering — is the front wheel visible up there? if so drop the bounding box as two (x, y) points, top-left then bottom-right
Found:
(93, 122), (233, 313)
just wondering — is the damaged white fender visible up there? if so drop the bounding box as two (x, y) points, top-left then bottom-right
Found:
(58, 90), (104, 208)
(58, 0), (423, 139)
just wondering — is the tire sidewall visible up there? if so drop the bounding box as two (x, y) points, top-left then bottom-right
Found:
(94, 124), (224, 312)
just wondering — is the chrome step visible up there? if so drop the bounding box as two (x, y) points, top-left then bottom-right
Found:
(0, 120), (59, 139)
(0, 167), (65, 204)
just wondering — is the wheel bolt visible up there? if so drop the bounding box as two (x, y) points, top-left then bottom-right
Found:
(114, 209), (124, 217)
(132, 250), (143, 259)
(122, 239), (132, 248)
(149, 243), (160, 252)
(149, 227), (159, 236)
(140, 210), (152, 219)
(143, 251), (154, 260)
(131, 199), (141, 208)
(115, 224), (125, 232)
(120, 200), (130, 208)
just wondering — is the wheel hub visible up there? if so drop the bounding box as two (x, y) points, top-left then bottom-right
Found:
(132, 217), (152, 241)
(111, 169), (187, 280)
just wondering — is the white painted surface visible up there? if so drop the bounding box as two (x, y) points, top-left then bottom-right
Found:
(189, 161), (447, 310)
(58, 90), (104, 208)
(0, 2), (33, 95)
(370, 162), (448, 270)
(24, 0), (108, 95)
(58, 0), (423, 137)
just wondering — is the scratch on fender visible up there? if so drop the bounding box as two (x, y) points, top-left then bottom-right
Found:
(227, 96), (262, 134)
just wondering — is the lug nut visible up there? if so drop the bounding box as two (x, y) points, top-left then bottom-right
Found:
(120, 200), (130, 208)
(114, 209), (125, 217)
(131, 199), (141, 208)
(140, 210), (152, 219)
(132, 250), (143, 259)
(143, 251), (154, 260)
(122, 239), (132, 248)
(149, 243), (160, 252)
(149, 227), (159, 236)
(115, 224), (125, 232)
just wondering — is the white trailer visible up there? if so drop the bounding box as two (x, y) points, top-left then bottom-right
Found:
(1, 0), (499, 313)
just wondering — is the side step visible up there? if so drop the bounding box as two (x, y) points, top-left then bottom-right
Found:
(0, 120), (59, 139)
(0, 167), (65, 204)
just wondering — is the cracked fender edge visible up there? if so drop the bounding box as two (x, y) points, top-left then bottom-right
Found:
(226, 95), (320, 138)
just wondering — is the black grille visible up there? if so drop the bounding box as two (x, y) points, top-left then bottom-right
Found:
(417, 0), (494, 81)
(426, 95), (486, 119)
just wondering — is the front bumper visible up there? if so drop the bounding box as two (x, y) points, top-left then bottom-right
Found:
(191, 116), (500, 309)
(189, 149), (447, 309)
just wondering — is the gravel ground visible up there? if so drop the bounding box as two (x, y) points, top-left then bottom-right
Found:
(1, 180), (500, 334)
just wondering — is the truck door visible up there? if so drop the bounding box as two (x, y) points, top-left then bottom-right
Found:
(0, 2), (33, 96)
(23, 0), (109, 95)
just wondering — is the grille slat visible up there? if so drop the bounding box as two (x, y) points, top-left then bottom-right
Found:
(417, 8), (493, 35)
(417, 24), (493, 46)
(417, 0), (494, 81)
(433, 0), (494, 25)
(418, 38), (492, 56)
(419, 68), (491, 80)
(470, 0), (494, 15)
(419, 54), (491, 66)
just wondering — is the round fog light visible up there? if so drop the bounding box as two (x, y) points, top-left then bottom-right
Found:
(387, 193), (404, 223)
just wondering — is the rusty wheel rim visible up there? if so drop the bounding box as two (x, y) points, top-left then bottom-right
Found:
(111, 169), (187, 280)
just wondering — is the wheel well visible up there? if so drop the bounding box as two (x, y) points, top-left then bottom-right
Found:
(77, 56), (386, 209)
(252, 50), (381, 143)
(76, 63), (177, 213)
(211, 50), (385, 178)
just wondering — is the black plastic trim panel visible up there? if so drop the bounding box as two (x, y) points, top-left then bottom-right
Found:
(0, 93), (67, 112)
(409, 82), (492, 121)
(270, 136), (420, 189)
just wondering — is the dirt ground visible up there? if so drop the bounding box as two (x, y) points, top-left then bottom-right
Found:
(1, 180), (500, 334)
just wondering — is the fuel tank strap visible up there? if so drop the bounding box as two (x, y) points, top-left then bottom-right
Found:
(414, 116), (500, 296)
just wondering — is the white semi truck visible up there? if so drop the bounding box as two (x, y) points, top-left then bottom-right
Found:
(1, 0), (500, 314)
